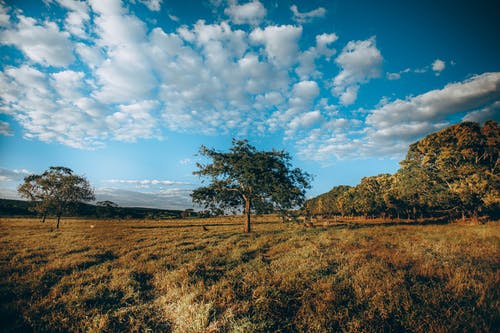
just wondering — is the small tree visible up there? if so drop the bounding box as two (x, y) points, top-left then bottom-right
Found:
(96, 200), (119, 218)
(18, 166), (95, 228)
(192, 139), (311, 233)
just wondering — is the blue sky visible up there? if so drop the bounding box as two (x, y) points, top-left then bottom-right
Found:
(0, 0), (499, 209)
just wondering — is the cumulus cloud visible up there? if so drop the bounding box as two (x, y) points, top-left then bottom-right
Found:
(225, 0), (267, 25)
(139, 0), (162, 11)
(290, 4), (326, 23)
(294, 73), (500, 161)
(0, 3), (9, 27)
(49, 0), (91, 39)
(2, 2), (317, 147)
(432, 59), (446, 74)
(250, 25), (302, 67)
(1, 15), (74, 67)
(332, 37), (383, 105)
(366, 72), (500, 129)
(106, 100), (161, 142)
(462, 101), (500, 123)
(0, 121), (13, 136)
(2, 0), (496, 167)
(287, 110), (323, 136)
(296, 33), (338, 79)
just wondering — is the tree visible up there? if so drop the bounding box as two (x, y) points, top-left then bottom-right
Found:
(96, 200), (119, 218)
(397, 121), (499, 221)
(191, 139), (311, 233)
(18, 166), (95, 228)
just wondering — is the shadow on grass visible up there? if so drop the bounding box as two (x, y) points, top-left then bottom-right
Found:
(129, 221), (282, 229)
(321, 218), (450, 230)
(38, 250), (117, 297)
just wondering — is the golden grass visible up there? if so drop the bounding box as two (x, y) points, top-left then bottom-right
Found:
(0, 216), (498, 332)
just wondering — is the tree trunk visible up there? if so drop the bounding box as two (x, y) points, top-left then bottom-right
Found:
(244, 199), (251, 233)
(41, 213), (46, 223)
(56, 214), (61, 229)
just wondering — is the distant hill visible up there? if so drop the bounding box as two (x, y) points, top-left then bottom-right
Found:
(0, 198), (185, 219)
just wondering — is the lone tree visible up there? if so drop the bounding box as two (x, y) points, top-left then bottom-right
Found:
(192, 139), (311, 233)
(18, 166), (95, 229)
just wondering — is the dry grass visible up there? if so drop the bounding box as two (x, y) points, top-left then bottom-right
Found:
(0, 216), (498, 332)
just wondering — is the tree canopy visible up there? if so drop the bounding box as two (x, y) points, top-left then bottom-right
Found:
(18, 166), (95, 228)
(306, 121), (499, 222)
(192, 139), (311, 232)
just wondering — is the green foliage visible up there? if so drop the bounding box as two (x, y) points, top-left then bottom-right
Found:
(307, 121), (500, 221)
(192, 139), (311, 232)
(17, 166), (95, 227)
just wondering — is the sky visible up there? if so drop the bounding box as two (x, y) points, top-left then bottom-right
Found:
(0, 0), (499, 210)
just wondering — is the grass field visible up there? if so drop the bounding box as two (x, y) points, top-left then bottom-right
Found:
(0, 216), (498, 332)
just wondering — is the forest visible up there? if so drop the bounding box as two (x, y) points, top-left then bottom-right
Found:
(306, 121), (499, 221)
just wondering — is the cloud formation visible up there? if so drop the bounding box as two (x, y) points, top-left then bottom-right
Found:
(432, 59), (446, 74)
(0, 0), (497, 168)
(225, 0), (267, 25)
(297, 72), (500, 160)
(332, 37), (383, 105)
(96, 187), (193, 209)
(290, 4), (326, 23)
(0, 121), (12, 136)
(106, 179), (190, 187)
(0, 168), (30, 182)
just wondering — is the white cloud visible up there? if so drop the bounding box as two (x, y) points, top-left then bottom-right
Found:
(366, 72), (500, 129)
(462, 101), (500, 123)
(296, 33), (337, 80)
(0, 3), (9, 27)
(49, 0), (91, 39)
(295, 73), (500, 161)
(1, 15), (74, 67)
(432, 59), (446, 74)
(0, 168), (31, 182)
(96, 187), (194, 209)
(106, 100), (161, 142)
(290, 4), (326, 23)
(51, 70), (86, 99)
(287, 110), (323, 135)
(0, 121), (13, 136)
(432, 59), (446, 72)
(250, 25), (302, 67)
(386, 72), (401, 80)
(225, 0), (267, 25)
(139, 0), (162, 11)
(106, 179), (189, 187)
(1, 65), (109, 148)
(333, 37), (383, 105)
(168, 14), (180, 22)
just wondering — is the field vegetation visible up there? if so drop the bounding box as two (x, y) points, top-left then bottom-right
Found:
(1, 217), (498, 332)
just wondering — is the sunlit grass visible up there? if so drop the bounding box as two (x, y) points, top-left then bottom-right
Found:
(1, 217), (498, 332)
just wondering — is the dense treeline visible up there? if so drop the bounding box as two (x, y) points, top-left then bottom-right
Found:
(0, 199), (184, 219)
(306, 121), (499, 221)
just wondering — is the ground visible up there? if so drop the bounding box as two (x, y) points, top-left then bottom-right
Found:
(0, 216), (498, 332)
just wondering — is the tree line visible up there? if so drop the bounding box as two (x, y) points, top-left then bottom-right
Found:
(306, 121), (499, 222)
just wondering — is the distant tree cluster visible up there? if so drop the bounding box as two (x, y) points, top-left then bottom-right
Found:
(306, 121), (499, 221)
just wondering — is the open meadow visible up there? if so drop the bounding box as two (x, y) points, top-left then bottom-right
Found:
(0, 217), (499, 332)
